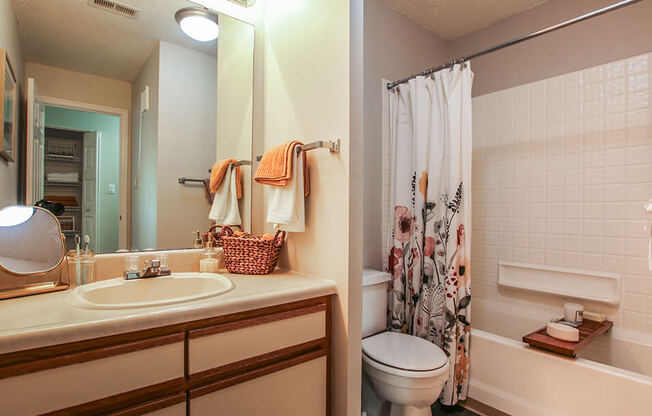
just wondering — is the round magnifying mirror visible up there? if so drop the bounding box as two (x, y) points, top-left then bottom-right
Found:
(0, 205), (65, 275)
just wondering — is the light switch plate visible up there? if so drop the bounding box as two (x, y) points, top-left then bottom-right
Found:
(108, 184), (116, 194)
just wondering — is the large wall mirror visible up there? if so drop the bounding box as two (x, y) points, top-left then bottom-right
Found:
(5, 0), (254, 253)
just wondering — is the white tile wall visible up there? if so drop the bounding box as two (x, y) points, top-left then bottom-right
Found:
(472, 52), (652, 332)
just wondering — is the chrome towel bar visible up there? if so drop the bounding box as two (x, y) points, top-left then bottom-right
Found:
(255, 139), (340, 162)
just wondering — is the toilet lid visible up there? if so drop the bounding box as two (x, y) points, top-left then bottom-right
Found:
(362, 332), (448, 371)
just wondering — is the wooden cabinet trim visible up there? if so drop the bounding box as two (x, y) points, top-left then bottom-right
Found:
(326, 290), (332, 416)
(188, 337), (326, 386)
(105, 392), (187, 416)
(41, 377), (186, 416)
(188, 303), (326, 339)
(185, 296), (329, 338)
(189, 349), (327, 400)
(0, 296), (330, 369)
(0, 333), (184, 380)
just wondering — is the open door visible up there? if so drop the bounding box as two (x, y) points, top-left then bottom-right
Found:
(82, 131), (100, 252)
(25, 78), (45, 205)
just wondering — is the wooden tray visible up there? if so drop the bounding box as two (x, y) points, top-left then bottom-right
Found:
(523, 319), (613, 357)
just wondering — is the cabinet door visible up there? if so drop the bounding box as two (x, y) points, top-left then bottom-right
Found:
(0, 334), (185, 416)
(188, 303), (326, 376)
(190, 356), (327, 416)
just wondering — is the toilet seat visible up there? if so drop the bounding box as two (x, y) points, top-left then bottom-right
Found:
(362, 332), (449, 378)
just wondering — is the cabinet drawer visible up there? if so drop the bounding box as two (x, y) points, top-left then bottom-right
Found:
(0, 334), (184, 416)
(190, 356), (327, 416)
(108, 393), (187, 416)
(188, 304), (326, 375)
(141, 403), (186, 416)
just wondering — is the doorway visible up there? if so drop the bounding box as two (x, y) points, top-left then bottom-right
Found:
(42, 106), (120, 253)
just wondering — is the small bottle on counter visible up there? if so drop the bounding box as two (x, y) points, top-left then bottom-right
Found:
(199, 241), (220, 273)
(193, 230), (203, 249)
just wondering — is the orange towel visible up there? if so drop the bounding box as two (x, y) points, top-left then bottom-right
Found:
(254, 140), (309, 196)
(209, 159), (242, 199)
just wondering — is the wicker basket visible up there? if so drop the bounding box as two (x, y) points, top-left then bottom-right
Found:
(202, 224), (245, 247)
(221, 226), (286, 275)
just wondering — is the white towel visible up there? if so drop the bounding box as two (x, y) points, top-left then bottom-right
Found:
(266, 147), (305, 232)
(46, 172), (79, 183)
(209, 165), (242, 225)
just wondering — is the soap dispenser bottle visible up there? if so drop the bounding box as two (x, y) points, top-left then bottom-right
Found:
(193, 230), (203, 249)
(199, 241), (220, 273)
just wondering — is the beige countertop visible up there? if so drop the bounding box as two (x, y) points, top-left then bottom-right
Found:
(0, 270), (337, 355)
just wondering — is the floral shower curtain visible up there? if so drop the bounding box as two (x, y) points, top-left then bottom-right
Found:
(384, 64), (473, 405)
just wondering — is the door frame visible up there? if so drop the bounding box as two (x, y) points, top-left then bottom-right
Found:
(41, 96), (129, 250)
(25, 78), (44, 206)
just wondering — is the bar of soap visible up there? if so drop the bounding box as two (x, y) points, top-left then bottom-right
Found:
(583, 311), (605, 322)
(546, 322), (580, 342)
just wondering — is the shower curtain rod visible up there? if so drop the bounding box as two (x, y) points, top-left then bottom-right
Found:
(386, 0), (644, 90)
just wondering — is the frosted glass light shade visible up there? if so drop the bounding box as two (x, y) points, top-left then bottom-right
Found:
(175, 7), (219, 42)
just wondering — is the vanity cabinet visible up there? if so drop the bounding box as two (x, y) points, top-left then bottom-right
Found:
(190, 356), (327, 416)
(0, 296), (331, 416)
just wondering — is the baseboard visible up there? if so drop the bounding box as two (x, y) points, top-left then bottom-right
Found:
(461, 397), (510, 416)
(468, 379), (552, 416)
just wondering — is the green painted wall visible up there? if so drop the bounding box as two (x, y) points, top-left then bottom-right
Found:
(44, 106), (120, 252)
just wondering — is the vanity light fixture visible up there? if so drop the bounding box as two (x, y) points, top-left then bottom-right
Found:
(0, 206), (34, 227)
(175, 7), (219, 42)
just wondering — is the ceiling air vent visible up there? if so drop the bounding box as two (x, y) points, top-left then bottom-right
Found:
(88, 0), (140, 18)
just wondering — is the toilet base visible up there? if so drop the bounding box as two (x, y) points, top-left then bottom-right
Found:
(389, 403), (432, 416)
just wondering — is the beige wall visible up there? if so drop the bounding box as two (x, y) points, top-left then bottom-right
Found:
(0, 0), (25, 208)
(157, 41), (217, 249)
(362, 0), (449, 269)
(25, 62), (131, 110)
(193, 0), (265, 236)
(130, 41), (217, 250)
(131, 45), (160, 250)
(216, 14), (255, 232)
(448, 0), (652, 97)
(349, 1), (364, 415)
(261, 1), (359, 414)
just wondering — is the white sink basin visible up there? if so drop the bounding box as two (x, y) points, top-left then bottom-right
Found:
(66, 273), (233, 309)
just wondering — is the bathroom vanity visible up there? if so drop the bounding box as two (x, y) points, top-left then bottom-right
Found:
(0, 272), (335, 416)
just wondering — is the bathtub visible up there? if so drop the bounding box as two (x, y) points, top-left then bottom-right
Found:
(468, 299), (652, 416)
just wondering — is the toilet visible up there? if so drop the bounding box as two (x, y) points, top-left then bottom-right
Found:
(362, 269), (450, 416)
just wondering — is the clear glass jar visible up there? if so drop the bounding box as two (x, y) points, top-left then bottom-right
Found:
(199, 242), (220, 273)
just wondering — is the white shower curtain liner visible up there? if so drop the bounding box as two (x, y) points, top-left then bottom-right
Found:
(382, 63), (473, 405)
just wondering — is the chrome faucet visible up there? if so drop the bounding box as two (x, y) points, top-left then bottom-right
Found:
(125, 259), (171, 280)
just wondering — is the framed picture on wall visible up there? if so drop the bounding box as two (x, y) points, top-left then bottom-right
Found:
(0, 49), (17, 162)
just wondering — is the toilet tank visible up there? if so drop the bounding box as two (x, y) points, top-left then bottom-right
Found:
(362, 269), (391, 338)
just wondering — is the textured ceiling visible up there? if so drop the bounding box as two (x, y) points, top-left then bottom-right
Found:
(379, 0), (551, 40)
(12, 0), (218, 82)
